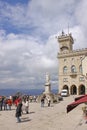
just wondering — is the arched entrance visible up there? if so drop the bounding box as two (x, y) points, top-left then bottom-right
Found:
(62, 85), (69, 94)
(70, 85), (77, 95)
(78, 85), (85, 95)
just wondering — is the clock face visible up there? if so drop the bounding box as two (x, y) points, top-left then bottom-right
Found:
(61, 43), (65, 47)
(63, 43), (65, 46)
(60, 42), (67, 47)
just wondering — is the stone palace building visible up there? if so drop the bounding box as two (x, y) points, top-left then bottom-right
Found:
(57, 31), (87, 95)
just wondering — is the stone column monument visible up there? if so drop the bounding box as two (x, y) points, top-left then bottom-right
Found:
(37, 72), (59, 103)
(43, 73), (55, 101)
(43, 73), (51, 94)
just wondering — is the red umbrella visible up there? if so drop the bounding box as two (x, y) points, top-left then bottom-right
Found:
(67, 95), (87, 113)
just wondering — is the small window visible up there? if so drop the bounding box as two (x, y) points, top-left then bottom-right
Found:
(71, 65), (76, 73)
(64, 59), (66, 62)
(79, 77), (85, 81)
(79, 65), (82, 73)
(63, 66), (67, 74)
(72, 58), (74, 60)
(63, 78), (68, 82)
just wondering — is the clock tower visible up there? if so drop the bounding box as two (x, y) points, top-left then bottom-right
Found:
(58, 31), (74, 53)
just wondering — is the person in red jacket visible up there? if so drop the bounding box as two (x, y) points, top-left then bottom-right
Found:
(7, 99), (12, 110)
(14, 98), (21, 106)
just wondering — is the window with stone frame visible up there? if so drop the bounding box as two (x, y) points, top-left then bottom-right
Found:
(71, 65), (76, 73)
(63, 78), (68, 82)
(79, 65), (82, 73)
(63, 66), (67, 74)
(79, 77), (85, 81)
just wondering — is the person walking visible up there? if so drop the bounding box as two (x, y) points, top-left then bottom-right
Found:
(0, 97), (3, 111)
(25, 98), (29, 114)
(41, 97), (45, 107)
(47, 97), (51, 107)
(3, 97), (7, 110)
(7, 99), (12, 110)
(15, 100), (22, 123)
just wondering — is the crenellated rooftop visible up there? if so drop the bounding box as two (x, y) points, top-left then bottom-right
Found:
(58, 48), (87, 58)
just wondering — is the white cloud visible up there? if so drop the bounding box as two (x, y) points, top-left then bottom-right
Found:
(0, 31), (58, 89)
(38, 56), (57, 69)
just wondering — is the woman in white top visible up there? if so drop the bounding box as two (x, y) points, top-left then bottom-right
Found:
(25, 99), (29, 114)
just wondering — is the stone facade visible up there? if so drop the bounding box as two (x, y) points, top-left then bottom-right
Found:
(57, 32), (87, 95)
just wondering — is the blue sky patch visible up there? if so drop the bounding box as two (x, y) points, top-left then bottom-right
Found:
(1, 0), (29, 5)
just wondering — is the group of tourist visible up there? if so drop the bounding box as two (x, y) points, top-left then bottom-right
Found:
(0, 96), (12, 111)
(0, 95), (30, 123)
(0, 94), (52, 123)
(41, 95), (51, 107)
(15, 94), (52, 123)
(15, 96), (29, 123)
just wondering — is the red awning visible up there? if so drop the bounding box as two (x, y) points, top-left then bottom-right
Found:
(74, 95), (87, 101)
(67, 95), (87, 113)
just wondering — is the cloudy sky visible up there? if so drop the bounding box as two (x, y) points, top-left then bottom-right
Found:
(0, 0), (87, 90)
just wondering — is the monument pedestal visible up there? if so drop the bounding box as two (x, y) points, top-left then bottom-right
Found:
(43, 83), (56, 103)
(43, 83), (51, 94)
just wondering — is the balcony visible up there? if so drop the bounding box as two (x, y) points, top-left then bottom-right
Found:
(70, 71), (77, 78)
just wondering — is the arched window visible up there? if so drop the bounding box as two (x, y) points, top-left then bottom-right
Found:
(63, 66), (67, 74)
(79, 65), (82, 73)
(71, 65), (76, 73)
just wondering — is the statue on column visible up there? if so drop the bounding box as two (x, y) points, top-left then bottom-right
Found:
(46, 72), (50, 85)
(44, 72), (51, 94)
